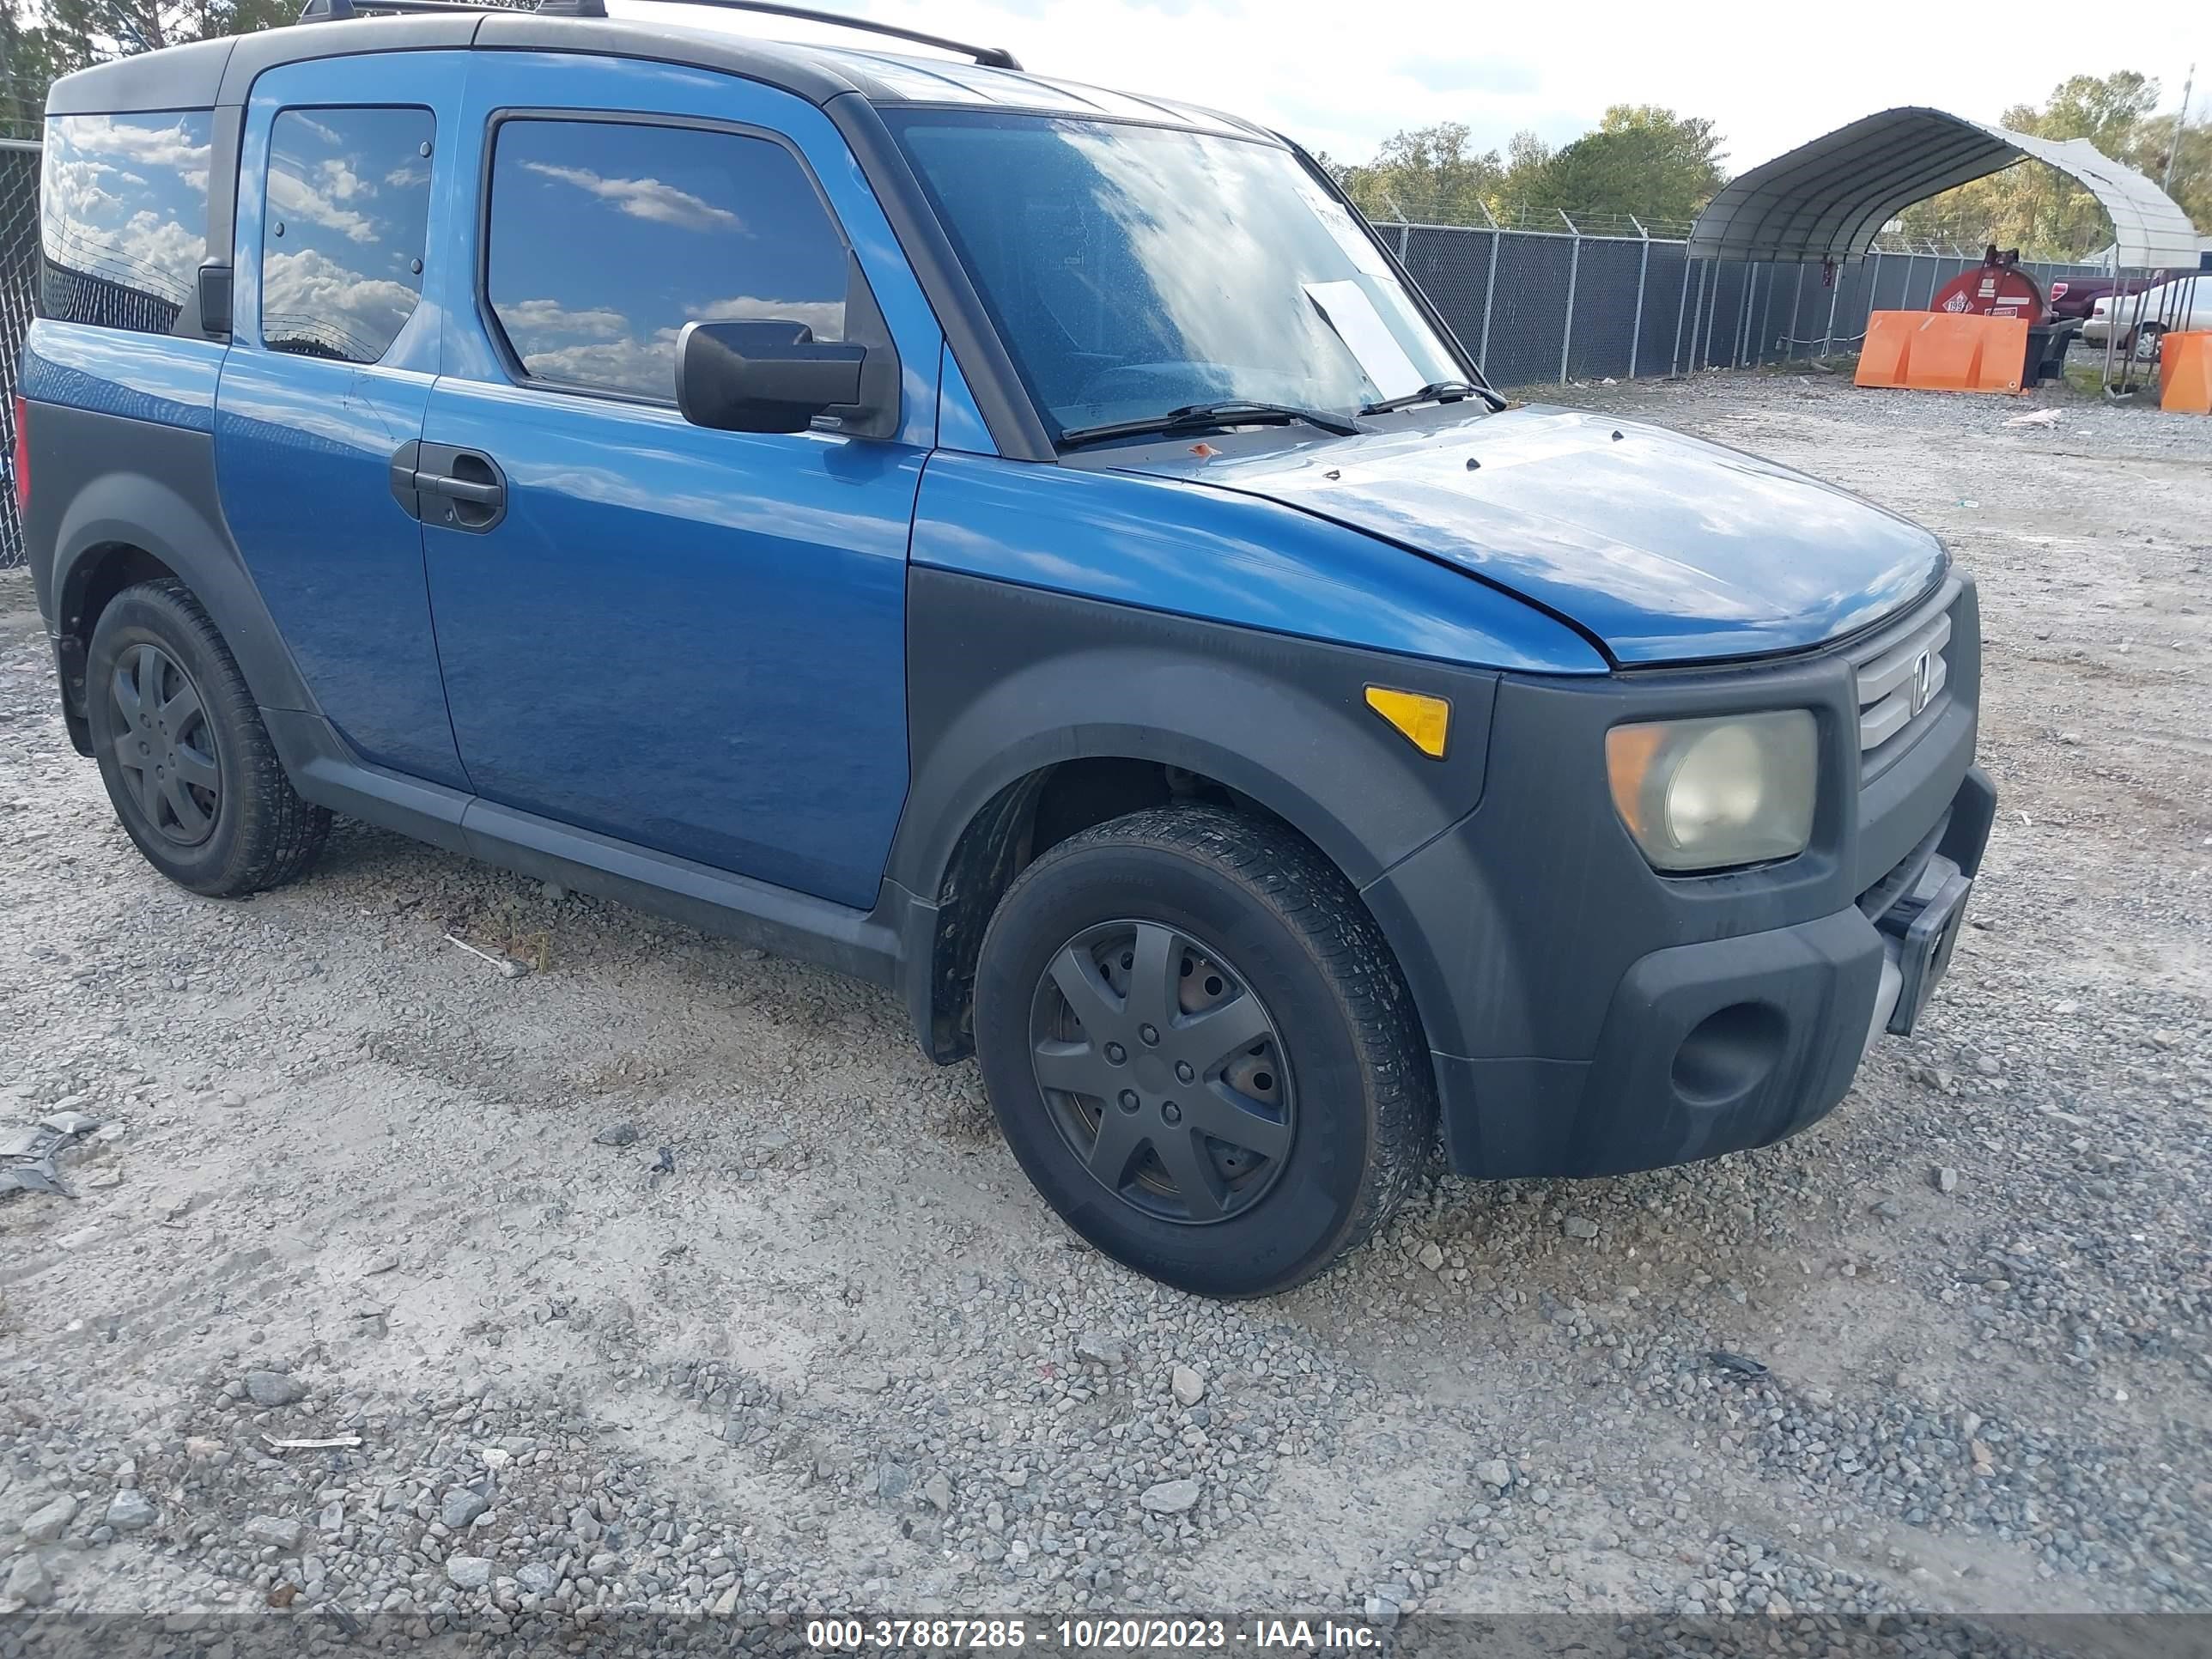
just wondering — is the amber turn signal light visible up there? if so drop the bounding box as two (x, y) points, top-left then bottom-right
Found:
(1364, 686), (1449, 759)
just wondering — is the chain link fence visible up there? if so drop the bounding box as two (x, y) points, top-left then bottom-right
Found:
(0, 130), (2117, 573)
(1376, 216), (2111, 392)
(3, 137), (39, 570)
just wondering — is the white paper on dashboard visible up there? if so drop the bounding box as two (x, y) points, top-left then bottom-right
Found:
(1293, 178), (1395, 278)
(1303, 280), (1425, 403)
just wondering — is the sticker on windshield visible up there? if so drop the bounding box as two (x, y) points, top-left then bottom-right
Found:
(1304, 280), (1425, 403)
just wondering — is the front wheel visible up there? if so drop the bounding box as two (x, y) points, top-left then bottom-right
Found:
(973, 805), (1434, 1297)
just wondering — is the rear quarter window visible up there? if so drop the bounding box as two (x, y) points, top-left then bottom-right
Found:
(261, 106), (436, 364)
(39, 111), (213, 334)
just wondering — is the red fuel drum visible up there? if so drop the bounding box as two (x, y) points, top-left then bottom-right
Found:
(1931, 252), (2049, 321)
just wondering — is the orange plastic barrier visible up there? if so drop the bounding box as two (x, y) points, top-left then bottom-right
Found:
(1856, 312), (2027, 395)
(2159, 331), (2212, 415)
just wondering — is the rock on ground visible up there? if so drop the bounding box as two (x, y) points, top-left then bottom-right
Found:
(1139, 1479), (1200, 1515)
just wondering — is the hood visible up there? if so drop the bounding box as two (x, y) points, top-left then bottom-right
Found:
(1122, 406), (1946, 665)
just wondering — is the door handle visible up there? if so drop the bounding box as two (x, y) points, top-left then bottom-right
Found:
(415, 471), (503, 507)
(390, 441), (507, 532)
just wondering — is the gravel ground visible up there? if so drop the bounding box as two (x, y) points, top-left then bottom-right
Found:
(0, 369), (2207, 1651)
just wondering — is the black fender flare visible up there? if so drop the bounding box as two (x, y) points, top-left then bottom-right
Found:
(889, 567), (1502, 1060)
(41, 410), (316, 720)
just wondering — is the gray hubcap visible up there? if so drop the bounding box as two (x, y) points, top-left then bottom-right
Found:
(1028, 920), (1294, 1225)
(110, 643), (219, 848)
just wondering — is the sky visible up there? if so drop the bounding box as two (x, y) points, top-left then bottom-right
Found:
(630, 0), (2211, 177)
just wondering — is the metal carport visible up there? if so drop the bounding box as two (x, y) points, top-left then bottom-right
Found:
(1687, 106), (2200, 271)
(1680, 107), (2202, 387)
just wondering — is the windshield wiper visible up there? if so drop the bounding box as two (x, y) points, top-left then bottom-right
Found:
(1058, 400), (1363, 449)
(1360, 379), (1499, 416)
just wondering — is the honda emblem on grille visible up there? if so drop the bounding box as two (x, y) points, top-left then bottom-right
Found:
(1909, 650), (1936, 715)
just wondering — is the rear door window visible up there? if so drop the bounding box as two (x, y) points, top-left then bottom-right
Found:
(39, 111), (212, 333)
(483, 118), (848, 401)
(261, 106), (436, 363)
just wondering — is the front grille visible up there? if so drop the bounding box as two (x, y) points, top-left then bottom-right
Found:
(1857, 809), (1948, 923)
(1850, 578), (1960, 778)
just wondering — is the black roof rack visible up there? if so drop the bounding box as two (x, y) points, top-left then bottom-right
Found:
(297, 0), (1022, 70)
(300, 0), (490, 15)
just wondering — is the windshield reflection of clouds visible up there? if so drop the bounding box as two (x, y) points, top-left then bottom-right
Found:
(893, 116), (1460, 434)
(262, 107), (434, 364)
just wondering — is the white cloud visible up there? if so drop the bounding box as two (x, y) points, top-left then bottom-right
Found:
(521, 161), (744, 231)
(497, 294), (844, 397)
(263, 246), (422, 360)
(517, 336), (676, 394)
(61, 112), (209, 174)
(269, 165), (379, 245)
(496, 297), (631, 340)
(41, 156), (202, 301)
(318, 156), (373, 203)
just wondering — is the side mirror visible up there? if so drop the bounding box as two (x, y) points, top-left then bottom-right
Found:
(677, 320), (869, 434)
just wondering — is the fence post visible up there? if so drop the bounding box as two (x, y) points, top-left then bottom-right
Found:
(1757, 258), (1777, 366)
(1628, 219), (1650, 379)
(1478, 227), (1502, 370)
(1700, 263), (1720, 372)
(1784, 267), (1803, 366)
(1558, 215), (1582, 385)
(1822, 268), (1841, 358)
(1923, 255), (1941, 309)
(1397, 223), (1410, 261)
(1870, 246), (1884, 313)
(1689, 258), (1711, 373)
(1734, 263), (1755, 368)
(1673, 256), (1698, 376)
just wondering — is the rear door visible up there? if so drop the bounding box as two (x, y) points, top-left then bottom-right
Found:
(215, 53), (471, 788)
(417, 53), (942, 909)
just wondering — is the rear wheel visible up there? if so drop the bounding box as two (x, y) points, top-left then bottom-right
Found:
(974, 805), (1433, 1297)
(87, 580), (331, 896)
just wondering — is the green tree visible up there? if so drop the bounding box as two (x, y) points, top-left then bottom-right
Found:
(3, 0), (70, 137)
(1513, 105), (1726, 224)
(1493, 128), (1552, 220)
(1332, 121), (1502, 224)
(1329, 108), (1724, 231)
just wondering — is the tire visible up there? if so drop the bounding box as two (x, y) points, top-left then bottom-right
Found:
(973, 805), (1434, 1297)
(86, 579), (331, 897)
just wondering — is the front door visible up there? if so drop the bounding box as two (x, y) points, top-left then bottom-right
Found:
(419, 56), (939, 910)
(215, 54), (471, 789)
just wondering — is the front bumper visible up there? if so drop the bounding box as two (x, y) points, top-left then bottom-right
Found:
(1364, 574), (1992, 1180)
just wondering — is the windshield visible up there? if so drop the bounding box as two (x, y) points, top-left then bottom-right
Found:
(886, 112), (1470, 441)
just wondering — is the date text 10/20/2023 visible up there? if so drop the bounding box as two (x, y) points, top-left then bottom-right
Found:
(804, 1619), (1385, 1650)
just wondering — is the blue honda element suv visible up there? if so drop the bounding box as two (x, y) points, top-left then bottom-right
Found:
(16, 0), (1995, 1296)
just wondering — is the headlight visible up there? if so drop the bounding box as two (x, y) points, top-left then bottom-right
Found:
(1605, 711), (1818, 872)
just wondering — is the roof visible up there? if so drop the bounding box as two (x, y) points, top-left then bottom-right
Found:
(1686, 106), (2202, 271)
(46, 9), (1269, 142)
